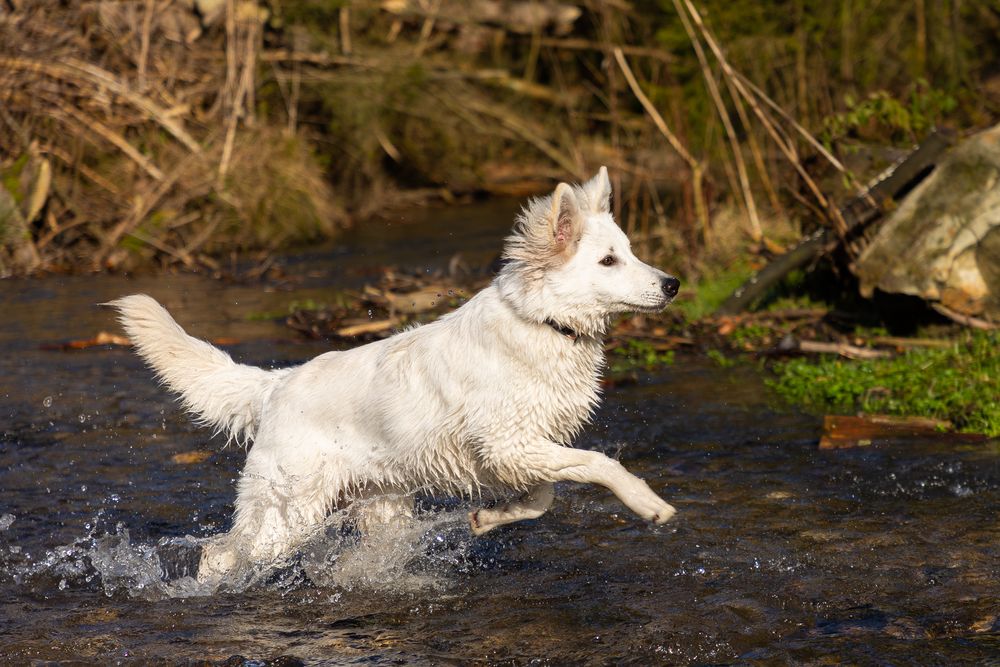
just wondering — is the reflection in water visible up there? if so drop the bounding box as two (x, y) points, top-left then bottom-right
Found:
(1, 203), (998, 663)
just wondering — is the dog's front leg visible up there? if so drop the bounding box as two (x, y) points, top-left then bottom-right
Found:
(509, 442), (675, 526)
(469, 482), (554, 535)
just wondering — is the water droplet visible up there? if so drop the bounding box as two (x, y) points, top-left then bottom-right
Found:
(58, 578), (67, 590)
(78, 414), (86, 423)
(42, 396), (53, 408)
(81, 485), (88, 493)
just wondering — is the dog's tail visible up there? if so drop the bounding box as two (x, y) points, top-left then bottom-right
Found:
(107, 294), (286, 445)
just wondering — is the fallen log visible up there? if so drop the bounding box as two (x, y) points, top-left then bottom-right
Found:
(716, 130), (955, 315)
(819, 414), (990, 449)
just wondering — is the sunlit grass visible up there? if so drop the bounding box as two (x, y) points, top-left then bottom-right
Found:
(767, 331), (1000, 436)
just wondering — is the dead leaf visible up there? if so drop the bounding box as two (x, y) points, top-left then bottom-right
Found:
(171, 450), (212, 464)
(335, 318), (400, 337)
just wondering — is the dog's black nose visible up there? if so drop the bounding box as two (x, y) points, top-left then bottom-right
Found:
(661, 276), (680, 298)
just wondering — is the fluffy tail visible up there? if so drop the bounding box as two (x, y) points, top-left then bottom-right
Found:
(107, 294), (286, 445)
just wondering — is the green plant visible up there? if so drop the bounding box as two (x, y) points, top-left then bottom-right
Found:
(674, 263), (752, 321)
(610, 339), (676, 372)
(706, 348), (736, 368)
(767, 331), (1000, 436)
(822, 83), (957, 145)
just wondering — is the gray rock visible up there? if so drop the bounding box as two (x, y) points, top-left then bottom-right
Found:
(854, 124), (1000, 323)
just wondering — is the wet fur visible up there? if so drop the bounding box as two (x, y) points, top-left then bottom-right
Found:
(109, 167), (679, 581)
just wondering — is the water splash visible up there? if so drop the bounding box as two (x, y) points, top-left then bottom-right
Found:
(4, 503), (483, 601)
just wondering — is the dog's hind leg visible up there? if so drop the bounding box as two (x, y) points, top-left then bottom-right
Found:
(469, 482), (554, 535)
(197, 504), (320, 583)
(196, 469), (330, 582)
(352, 492), (415, 534)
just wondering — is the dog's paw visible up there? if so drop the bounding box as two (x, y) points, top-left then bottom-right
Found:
(623, 483), (677, 526)
(650, 501), (676, 525)
(469, 509), (494, 536)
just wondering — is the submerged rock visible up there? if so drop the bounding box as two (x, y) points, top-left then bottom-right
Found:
(854, 124), (1000, 324)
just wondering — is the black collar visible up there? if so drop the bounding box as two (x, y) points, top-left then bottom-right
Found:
(544, 319), (582, 342)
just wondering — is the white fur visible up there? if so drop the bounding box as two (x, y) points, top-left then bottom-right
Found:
(109, 167), (679, 580)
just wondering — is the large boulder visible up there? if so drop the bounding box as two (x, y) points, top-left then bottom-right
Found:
(854, 124), (1000, 323)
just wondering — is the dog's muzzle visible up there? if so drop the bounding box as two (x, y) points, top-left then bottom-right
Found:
(661, 276), (680, 299)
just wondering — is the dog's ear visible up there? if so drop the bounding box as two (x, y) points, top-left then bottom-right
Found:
(550, 182), (581, 254)
(581, 166), (612, 213)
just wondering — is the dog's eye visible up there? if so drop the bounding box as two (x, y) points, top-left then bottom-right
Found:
(599, 255), (617, 266)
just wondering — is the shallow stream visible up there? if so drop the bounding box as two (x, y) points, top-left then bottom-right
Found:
(1, 201), (997, 664)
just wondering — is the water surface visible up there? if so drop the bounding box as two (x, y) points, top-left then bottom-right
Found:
(1, 202), (997, 664)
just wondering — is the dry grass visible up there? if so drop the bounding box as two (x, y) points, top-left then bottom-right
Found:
(0, 0), (346, 273)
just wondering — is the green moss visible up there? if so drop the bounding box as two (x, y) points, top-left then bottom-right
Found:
(1, 153), (29, 204)
(706, 349), (737, 368)
(610, 339), (675, 373)
(767, 331), (1000, 436)
(728, 323), (770, 347)
(674, 263), (752, 321)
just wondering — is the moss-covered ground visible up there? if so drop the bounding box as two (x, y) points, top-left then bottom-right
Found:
(766, 331), (1000, 436)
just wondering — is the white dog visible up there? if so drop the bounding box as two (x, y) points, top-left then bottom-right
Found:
(110, 167), (679, 580)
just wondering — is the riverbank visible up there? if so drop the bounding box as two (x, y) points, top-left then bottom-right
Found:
(4, 1), (997, 278)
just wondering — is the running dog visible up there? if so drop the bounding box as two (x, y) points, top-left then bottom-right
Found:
(110, 167), (680, 580)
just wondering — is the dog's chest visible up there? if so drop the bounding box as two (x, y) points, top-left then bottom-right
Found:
(506, 340), (603, 442)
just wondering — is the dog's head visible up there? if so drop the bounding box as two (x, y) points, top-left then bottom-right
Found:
(498, 166), (680, 337)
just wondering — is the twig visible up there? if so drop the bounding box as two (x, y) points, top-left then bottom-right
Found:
(339, 6), (352, 55)
(223, 0), (237, 116)
(0, 57), (202, 153)
(612, 49), (695, 166)
(722, 73), (784, 219)
(51, 99), (164, 180)
(613, 47), (709, 240)
(461, 96), (584, 180)
(137, 0), (155, 91)
(374, 126), (402, 162)
(671, 0), (761, 241)
(797, 339), (892, 359)
(932, 303), (999, 330)
(97, 160), (191, 269)
(736, 71), (872, 206)
(126, 229), (196, 267)
(258, 50), (368, 67)
(218, 25), (256, 185)
(414, 0), (441, 57)
(290, 59), (300, 135)
(539, 38), (674, 64)
(676, 1), (848, 239)
(871, 336), (956, 349)
(180, 213), (222, 257)
(39, 143), (120, 195)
